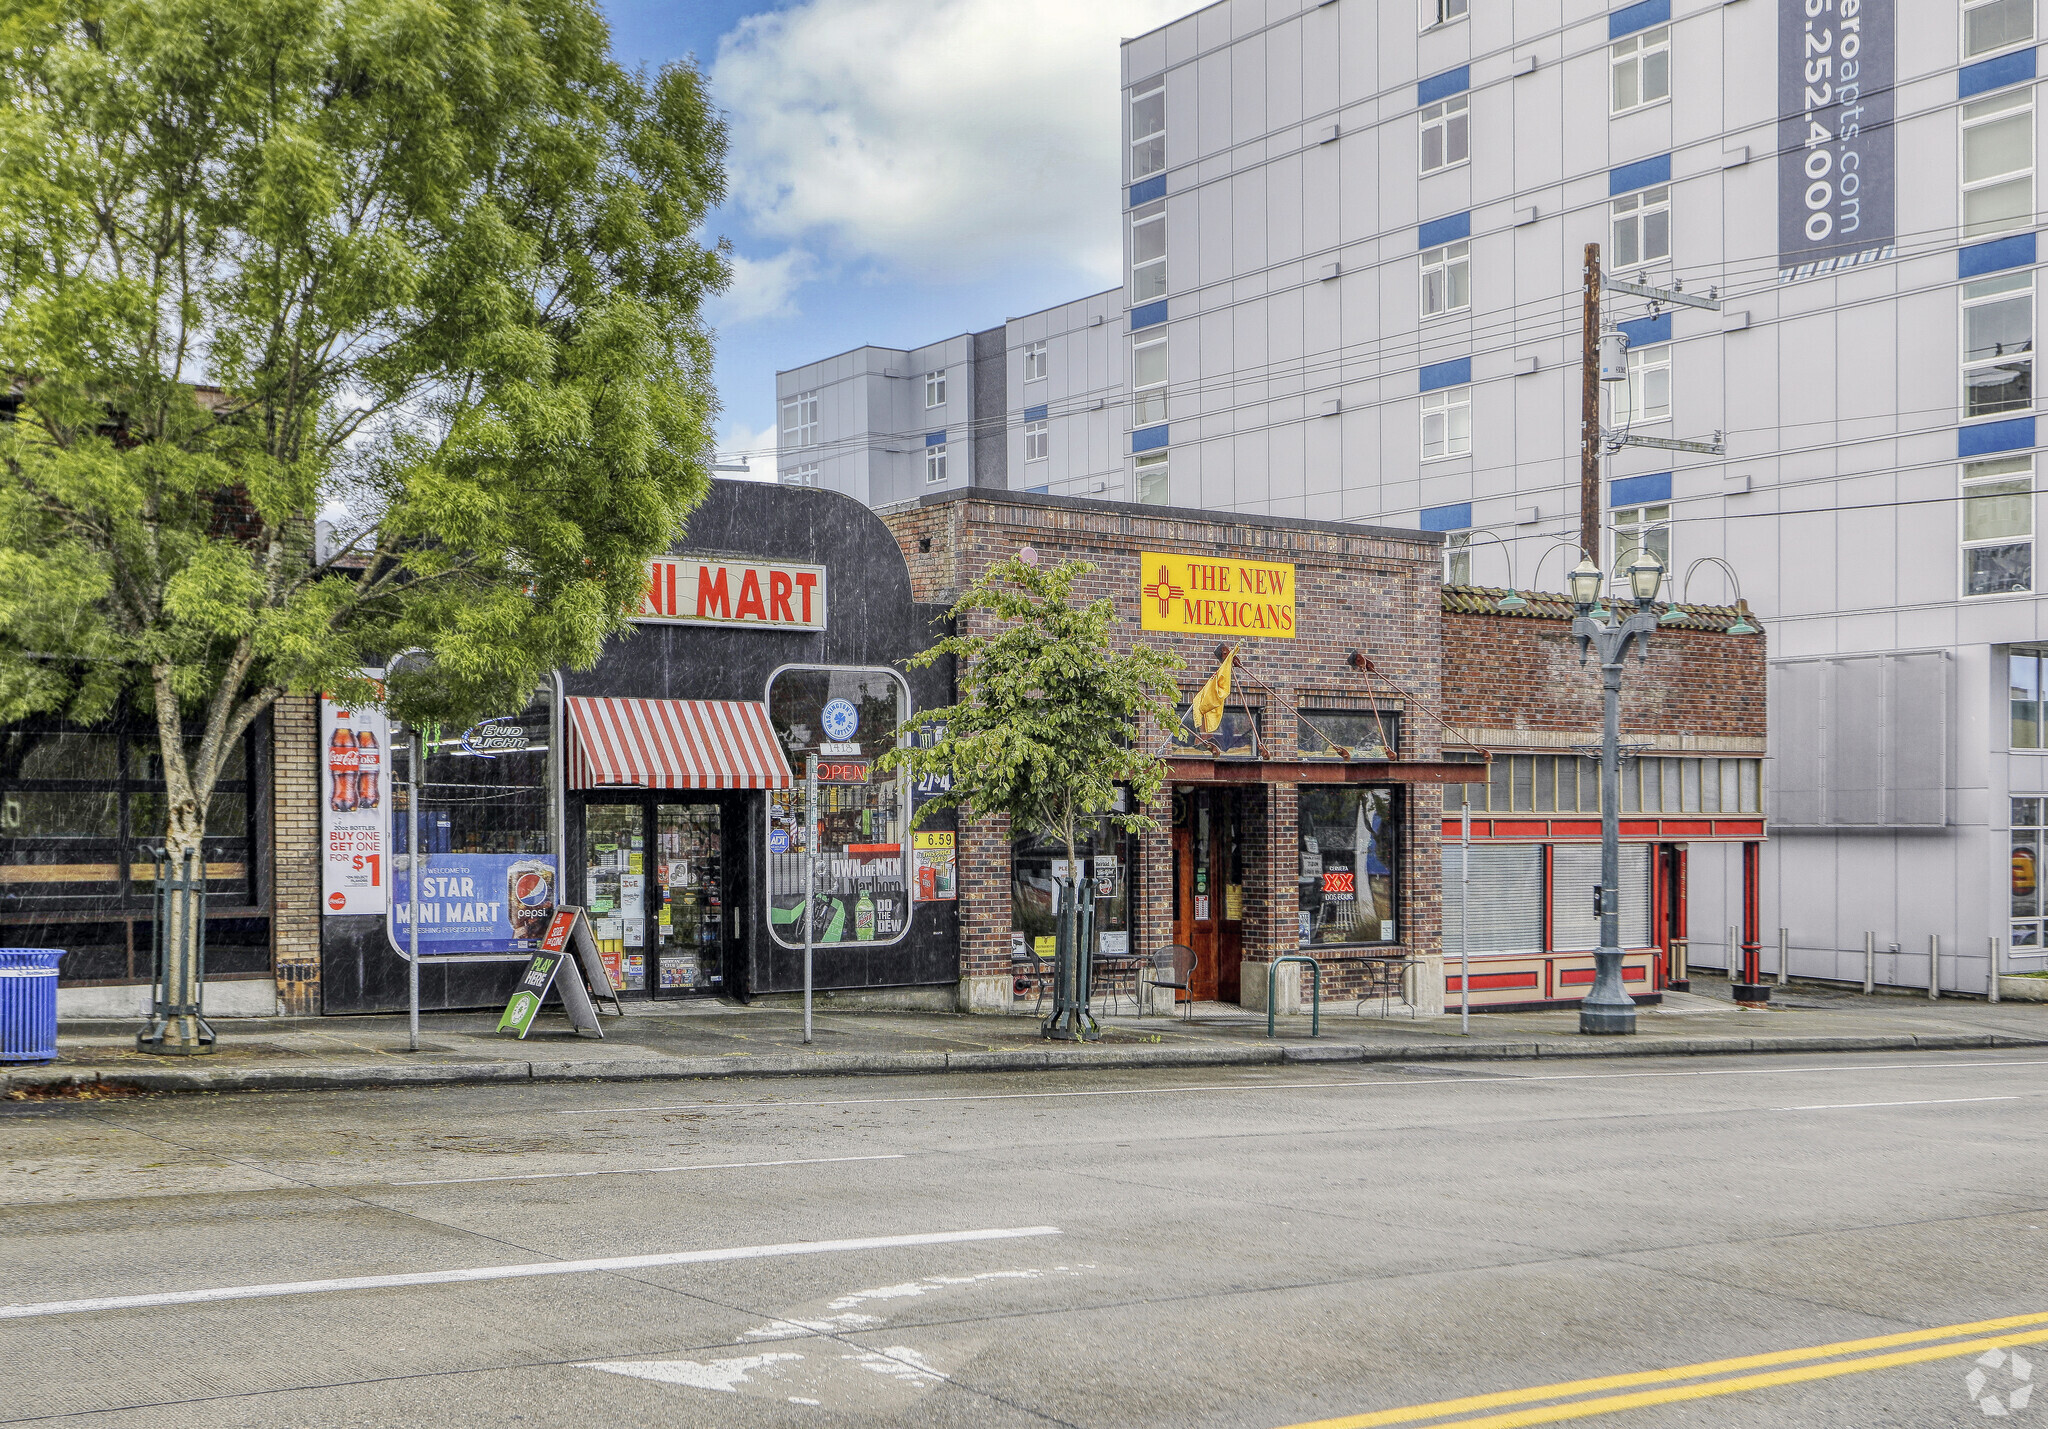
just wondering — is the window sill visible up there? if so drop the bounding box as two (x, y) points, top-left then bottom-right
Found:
(1609, 97), (1672, 120)
(1419, 160), (1470, 179)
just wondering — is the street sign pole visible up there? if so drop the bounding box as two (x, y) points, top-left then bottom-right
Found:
(1460, 801), (1471, 1035)
(803, 754), (818, 1045)
(408, 726), (422, 1053)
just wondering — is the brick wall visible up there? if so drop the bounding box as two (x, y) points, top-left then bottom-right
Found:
(1441, 592), (1766, 747)
(882, 492), (1446, 994)
(271, 694), (322, 1014)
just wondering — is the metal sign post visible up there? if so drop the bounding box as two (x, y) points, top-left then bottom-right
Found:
(1460, 801), (1471, 1035)
(803, 753), (818, 1045)
(408, 726), (422, 1053)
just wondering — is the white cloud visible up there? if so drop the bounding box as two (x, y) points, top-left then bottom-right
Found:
(709, 248), (819, 326)
(711, 0), (1186, 282)
(714, 418), (780, 481)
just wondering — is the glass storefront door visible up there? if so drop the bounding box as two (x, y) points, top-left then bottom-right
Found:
(582, 798), (733, 998)
(654, 803), (723, 994)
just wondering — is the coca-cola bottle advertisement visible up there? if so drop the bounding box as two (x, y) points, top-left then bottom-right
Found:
(319, 690), (390, 916)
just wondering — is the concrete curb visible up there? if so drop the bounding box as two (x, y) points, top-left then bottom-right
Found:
(5, 1030), (2044, 1096)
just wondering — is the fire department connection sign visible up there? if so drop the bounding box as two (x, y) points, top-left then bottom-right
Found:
(634, 555), (827, 631)
(320, 686), (389, 916)
(1139, 552), (1296, 638)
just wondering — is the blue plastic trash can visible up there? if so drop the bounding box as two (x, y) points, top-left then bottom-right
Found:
(0, 949), (63, 1063)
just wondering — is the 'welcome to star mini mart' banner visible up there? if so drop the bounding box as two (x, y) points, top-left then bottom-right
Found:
(1138, 552), (1296, 638)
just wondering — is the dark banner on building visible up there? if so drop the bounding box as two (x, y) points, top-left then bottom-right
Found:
(1777, 0), (1894, 281)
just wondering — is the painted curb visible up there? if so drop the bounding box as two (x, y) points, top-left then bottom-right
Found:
(5, 1032), (2045, 1097)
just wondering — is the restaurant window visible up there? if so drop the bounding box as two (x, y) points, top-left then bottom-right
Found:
(1297, 786), (1399, 946)
(1171, 703), (1262, 758)
(2014, 796), (2044, 949)
(765, 666), (912, 950)
(1, 716), (262, 982)
(1297, 709), (1400, 759)
(1011, 798), (1139, 962)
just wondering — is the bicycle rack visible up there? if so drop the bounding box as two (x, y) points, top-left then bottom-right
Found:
(1265, 954), (1322, 1039)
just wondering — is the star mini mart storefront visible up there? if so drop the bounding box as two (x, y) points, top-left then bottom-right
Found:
(314, 481), (962, 1014)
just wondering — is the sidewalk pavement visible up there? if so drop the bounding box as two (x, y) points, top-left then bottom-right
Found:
(9, 974), (2047, 1097)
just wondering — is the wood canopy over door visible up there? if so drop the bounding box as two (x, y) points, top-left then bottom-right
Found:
(1171, 786), (1249, 1003)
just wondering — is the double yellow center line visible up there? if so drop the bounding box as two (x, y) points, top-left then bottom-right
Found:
(1276, 1310), (2048, 1428)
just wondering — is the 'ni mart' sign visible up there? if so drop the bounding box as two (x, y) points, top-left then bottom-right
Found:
(1777, 0), (1894, 281)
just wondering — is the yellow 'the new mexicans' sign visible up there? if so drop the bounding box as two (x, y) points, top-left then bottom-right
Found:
(1139, 551), (1296, 637)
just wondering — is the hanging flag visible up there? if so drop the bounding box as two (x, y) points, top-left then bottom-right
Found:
(1190, 648), (1235, 734)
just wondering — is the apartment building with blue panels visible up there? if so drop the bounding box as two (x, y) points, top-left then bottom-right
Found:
(775, 0), (2048, 996)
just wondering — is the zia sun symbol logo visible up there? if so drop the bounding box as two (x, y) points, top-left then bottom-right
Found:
(1143, 564), (1186, 618)
(1966, 1347), (2034, 1417)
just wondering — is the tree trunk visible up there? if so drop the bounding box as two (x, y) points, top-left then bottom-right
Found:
(1040, 809), (1098, 1043)
(138, 668), (217, 1054)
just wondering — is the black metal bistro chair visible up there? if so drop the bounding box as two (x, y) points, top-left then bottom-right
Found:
(1011, 945), (1051, 1015)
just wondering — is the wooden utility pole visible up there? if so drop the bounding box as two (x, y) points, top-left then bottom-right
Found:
(1579, 242), (1603, 568)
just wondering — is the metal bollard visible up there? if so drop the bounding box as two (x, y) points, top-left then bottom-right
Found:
(1990, 936), (2002, 1004)
(1863, 932), (1875, 994)
(1777, 927), (1789, 986)
(1728, 924), (1739, 979)
(1929, 934), (1940, 1001)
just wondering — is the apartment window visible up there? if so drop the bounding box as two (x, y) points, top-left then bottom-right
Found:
(1612, 504), (1670, 582)
(1966, 0), (2035, 59)
(1132, 334), (1168, 426)
(1130, 83), (1165, 181)
(1610, 186), (1670, 269)
(1024, 419), (1048, 463)
(1421, 241), (1471, 317)
(1024, 341), (1047, 382)
(925, 443), (948, 485)
(924, 370), (947, 409)
(780, 463), (820, 488)
(1136, 452), (1169, 504)
(1421, 0), (1467, 28)
(1963, 272), (2034, 418)
(1131, 200), (1167, 304)
(2015, 796), (2046, 948)
(1443, 531), (1471, 584)
(1610, 27), (1670, 114)
(1613, 343), (1672, 425)
(1963, 88), (2034, 240)
(1420, 386), (1471, 459)
(780, 391), (818, 448)
(2014, 651), (2048, 747)
(1964, 455), (2034, 595)
(1420, 95), (1469, 174)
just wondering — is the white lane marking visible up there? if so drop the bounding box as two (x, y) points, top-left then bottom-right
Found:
(583, 1353), (803, 1393)
(0, 1226), (1062, 1322)
(556, 1058), (2048, 1117)
(390, 1153), (905, 1186)
(1773, 1095), (2022, 1111)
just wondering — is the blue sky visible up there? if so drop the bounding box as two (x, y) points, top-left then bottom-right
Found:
(597, 0), (1188, 472)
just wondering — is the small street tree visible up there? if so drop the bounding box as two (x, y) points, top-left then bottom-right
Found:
(880, 551), (1183, 1040)
(0, 0), (729, 1049)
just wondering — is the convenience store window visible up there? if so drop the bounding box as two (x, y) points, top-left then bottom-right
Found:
(765, 666), (912, 949)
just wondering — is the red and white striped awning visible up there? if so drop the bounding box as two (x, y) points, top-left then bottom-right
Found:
(566, 697), (793, 790)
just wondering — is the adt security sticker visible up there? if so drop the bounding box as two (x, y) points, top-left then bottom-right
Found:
(821, 698), (859, 742)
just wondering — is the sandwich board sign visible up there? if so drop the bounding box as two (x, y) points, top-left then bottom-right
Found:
(496, 906), (621, 1038)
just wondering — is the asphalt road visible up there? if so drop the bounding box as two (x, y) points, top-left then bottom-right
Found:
(3, 1050), (2046, 1428)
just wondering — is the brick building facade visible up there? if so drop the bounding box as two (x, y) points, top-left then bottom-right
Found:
(884, 489), (1467, 1014)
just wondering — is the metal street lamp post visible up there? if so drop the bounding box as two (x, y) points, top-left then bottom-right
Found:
(1567, 550), (1665, 1036)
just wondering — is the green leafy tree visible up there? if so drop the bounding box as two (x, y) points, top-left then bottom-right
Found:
(0, 0), (728, 1047)
(879, 553), (1183, 1039)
